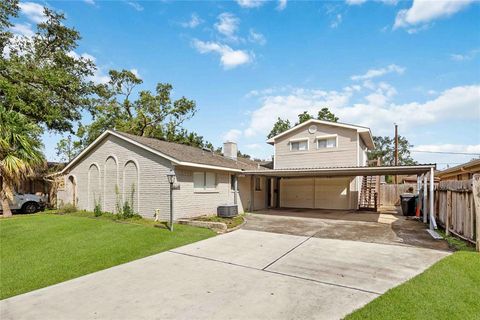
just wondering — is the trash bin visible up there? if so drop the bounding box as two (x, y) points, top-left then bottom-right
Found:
(400, 193), (418, 216)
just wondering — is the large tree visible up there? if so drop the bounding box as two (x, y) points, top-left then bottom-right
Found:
(367, 135), (417, 165)
(0, 106), (44, 217)
(1, 3), (98, 133)
(60, 69), (213, 160)
(267, 108), (338, 139)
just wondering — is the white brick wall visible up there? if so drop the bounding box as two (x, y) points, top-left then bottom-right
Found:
(57, 134), (248, 220)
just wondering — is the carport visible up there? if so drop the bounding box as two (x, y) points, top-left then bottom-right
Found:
(243, 164), (438, 232)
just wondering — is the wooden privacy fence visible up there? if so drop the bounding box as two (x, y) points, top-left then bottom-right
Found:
(380, 184), (417, 206)
(435, 178), (479, 250)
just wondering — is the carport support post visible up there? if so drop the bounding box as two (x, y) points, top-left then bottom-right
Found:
(234, 175), (238, 205)
(423, 174), (427, 224)
(429, 167), (436, 230)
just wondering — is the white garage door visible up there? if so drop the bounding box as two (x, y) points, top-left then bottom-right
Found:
(314, 178), (350, 210)
(281, 178), (314, 208)
(280, 177), (350, 209)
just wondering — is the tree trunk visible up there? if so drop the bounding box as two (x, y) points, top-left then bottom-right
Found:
(1, 178), (13, 217)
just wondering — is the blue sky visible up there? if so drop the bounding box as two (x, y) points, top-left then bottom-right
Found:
(11, 0), (480, 168)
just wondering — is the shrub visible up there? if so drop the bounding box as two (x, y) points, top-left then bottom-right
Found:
(93, 202), (102, 217)
(115, 184), (138, 219)
(58, 203), (77, 214)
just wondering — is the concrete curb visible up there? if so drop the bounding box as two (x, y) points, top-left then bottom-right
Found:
(177, 216), (246, 234)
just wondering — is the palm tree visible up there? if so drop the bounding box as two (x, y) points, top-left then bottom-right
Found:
(0, 106), (45, 217)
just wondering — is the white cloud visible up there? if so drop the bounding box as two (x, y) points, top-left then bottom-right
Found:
(215, 13), (240, 41)
(67, 51), (111, 84)
(351, 64), (405, 81)
(346, 0), (367, 5)
(181, 13), (203, 28)
(241, 84), (480, 141)
(19, 2), (46, 23)
(248, 29), (266, 45)
(130, 68), (141, 79)
(277, 0), (287, 10)
(192, 39), (252, 69)
(10, 23), (34, 37)
(224, 129), (242, 142)
(411, 144), (480, 169)
(450, 48), (480, 61)
(330, 14), (342, 28)
(394, 0), (475, 30)
(126, 1), (143, 11)
(84, 0), (95, 5)
(236, 0), (265, 8)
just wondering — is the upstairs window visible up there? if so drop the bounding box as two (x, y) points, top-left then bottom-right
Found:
(290, 140), (308, 151)
(317, 136), (337, 149)
(193, 172), (217, 191)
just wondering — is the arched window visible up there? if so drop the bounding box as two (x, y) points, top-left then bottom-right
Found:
(104, 156), (118, 213)
(88, 163), (101, 211)
(123, 160), (139, 212)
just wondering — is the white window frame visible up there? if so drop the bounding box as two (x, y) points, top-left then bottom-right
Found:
(289, 138), (309, 152)
(193, 171), (217, 192)
(315, 134), (338, 149)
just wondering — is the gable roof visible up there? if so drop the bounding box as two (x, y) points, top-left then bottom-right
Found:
(61, 130), (264, 174)
(266, 119), (375, 149)
(437, 158), (480, 178)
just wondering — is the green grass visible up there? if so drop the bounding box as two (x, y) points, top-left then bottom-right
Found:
(0, 213), (215, 300)
(436, 229), (476, 252)
(346, 251), (480, 320)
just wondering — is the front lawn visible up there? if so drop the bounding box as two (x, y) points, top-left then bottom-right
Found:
(346, 251), (480, 320)
(0, 213), (215, 300)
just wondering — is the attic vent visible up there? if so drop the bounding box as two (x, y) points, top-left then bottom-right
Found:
(308, 125), (317, 134)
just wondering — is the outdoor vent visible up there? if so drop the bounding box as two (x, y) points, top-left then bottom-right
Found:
(223, 141), (238, 161)
(217, 204), (238, 218)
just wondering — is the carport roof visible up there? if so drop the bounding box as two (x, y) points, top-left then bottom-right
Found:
(241, 164), (436, 177)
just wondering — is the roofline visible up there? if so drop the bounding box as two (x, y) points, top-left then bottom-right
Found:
(437, 158), (480, 177)
(60, 130), (243, 174)
(266, 119), (374, 149)
(241, 164), (436, 177)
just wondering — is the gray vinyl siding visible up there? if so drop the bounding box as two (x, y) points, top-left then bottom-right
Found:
(274, 124), (359, 169)
(57, 134), (245, 220)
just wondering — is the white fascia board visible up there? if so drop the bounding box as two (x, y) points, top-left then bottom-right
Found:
(176, 162), (243, 173)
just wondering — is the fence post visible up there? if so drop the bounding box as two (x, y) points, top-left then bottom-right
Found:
(446, 190), (451, 236)
(472, 174), (480, 252)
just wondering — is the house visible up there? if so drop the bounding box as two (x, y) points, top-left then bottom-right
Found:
(437, 159), (480, 181)
(57, 120), (436, 220)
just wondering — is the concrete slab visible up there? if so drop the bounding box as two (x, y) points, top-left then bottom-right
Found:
(266, 237), (450, 294)
(246, 211), (450, 250)
(172, 229), (308, 269)
(0, 250), (376, 320)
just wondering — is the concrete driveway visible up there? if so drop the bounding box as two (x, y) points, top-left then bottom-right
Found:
(1, 228), (449, 320)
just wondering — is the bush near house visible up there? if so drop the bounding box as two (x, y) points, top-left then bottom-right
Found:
(0, 212), (215, 300)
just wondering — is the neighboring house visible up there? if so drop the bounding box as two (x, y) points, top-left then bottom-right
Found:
(437, 159), (480, 181)
(57, 120), (435, 219)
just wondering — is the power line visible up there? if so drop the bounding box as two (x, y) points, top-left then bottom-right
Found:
(411, 150), (480, 156)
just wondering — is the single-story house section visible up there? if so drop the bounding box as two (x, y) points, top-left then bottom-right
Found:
(57, 120), (437, 221)
(437, 159), (480, 181)
(57, 130), (269, 220)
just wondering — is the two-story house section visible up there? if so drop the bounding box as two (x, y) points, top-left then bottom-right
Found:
(265, 119), (375, 210)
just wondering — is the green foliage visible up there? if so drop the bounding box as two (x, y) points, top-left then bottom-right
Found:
(58, 203), (78, 214)
(93, 197), (102, 217)
(317, 107), (339, 122)
(367, 135), (417, 165)
(267, 107), (339, 139)
(267, 117), (292, 139)
(0, 106), (45, 216)
(56, 135), (82, 162)
(1, 6), (98, 133)
(115, 183), (137, 219)
(0, 0), (19, 49)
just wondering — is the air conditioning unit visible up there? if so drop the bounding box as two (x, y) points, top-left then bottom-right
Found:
(217, 204), (238, 218)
